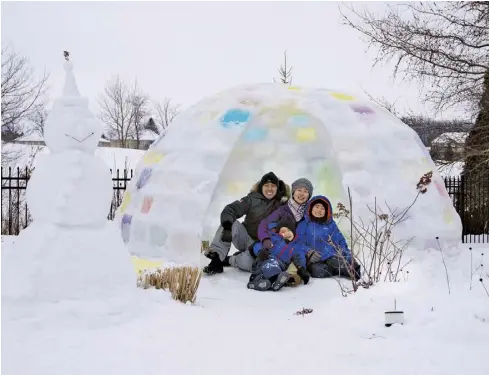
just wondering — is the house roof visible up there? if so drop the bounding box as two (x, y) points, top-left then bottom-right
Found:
(126, 130), (158, 141)
(142, 129), (158, 141)
(432, 132), (468, 144)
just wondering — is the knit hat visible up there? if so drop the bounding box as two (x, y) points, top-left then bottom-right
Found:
(277, 217), (296, 236)
(258, 172), (279, 191)
(291, 178), (313, 198)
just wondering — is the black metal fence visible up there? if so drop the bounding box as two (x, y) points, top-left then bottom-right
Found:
(444, 174), (489, 243)
(1, 167), (133, 235)
(2, 167), (489, 243)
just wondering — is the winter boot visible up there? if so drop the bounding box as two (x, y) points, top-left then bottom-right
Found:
(271, 271), (290, 291)
(286, 262), (301, 287)
(203, 252), (223, 275)
(287, 273), (302, 287)
(247, 275), (271, 291)
(222, 256), (231, 267)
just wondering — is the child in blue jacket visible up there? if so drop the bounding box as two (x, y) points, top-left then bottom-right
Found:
(247, 218), (310, 291)
(296, 195), (361, 281)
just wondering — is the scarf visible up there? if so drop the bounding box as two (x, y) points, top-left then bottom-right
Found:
(288, 198), (306, 222)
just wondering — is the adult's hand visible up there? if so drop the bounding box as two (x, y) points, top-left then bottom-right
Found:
(262, 238), (273, 251)
(221, 229), (232, 243)
(307, 250), (322, 264)
(258, 248), (271, 261)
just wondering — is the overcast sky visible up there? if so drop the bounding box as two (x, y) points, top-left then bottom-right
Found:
(2, 1), (461, 119)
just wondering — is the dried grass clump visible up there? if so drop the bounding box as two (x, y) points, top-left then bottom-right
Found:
(137, 266), (202, 304)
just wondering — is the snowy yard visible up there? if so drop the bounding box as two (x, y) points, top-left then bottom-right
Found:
(2, 234), (488, 375)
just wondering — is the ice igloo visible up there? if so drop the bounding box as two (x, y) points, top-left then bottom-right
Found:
(117, 83), (462, 267)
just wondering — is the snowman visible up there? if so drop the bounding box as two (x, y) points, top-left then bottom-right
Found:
(2, 58), (135, 303)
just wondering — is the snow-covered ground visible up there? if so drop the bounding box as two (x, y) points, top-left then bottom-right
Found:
(1, 143), (144, 172)
(2, 233), (488, 375)
(437, 161), (464, 178)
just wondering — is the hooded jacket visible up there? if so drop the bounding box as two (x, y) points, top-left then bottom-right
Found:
(251, 229), (307, 268)
(220, 178), (290, 241)
(295, 195), (352, 263)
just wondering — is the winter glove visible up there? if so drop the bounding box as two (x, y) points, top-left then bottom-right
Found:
(221, 222), (233, 243)
(307, 250), (322, 264)
(258, 248), (271, 261)
(297, 267), (311, 285)
(221, 229), (232, 243)
(262, 238), (273, 251)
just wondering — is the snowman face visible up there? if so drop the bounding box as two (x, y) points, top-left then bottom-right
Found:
(44, 101), (103, 154)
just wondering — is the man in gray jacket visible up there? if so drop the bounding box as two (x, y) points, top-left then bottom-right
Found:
(203, 172), (289, 275)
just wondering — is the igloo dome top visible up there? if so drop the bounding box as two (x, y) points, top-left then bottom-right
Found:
(118, 83), (461, 265)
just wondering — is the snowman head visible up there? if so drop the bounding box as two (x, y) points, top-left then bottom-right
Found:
(43, 61), (103, 154)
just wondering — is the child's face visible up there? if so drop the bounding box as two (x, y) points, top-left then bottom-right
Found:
(279, 227), (294, 241)
(311, 203), (326, 218)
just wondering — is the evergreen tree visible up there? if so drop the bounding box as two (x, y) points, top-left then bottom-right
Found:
(462, 68), (489, 234)
(464, 69), (489, 177)
(274, 50), (293, 85)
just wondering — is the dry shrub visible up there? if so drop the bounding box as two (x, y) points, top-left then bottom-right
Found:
(137, 265), (202, 304)
(331, 171), (433, 295)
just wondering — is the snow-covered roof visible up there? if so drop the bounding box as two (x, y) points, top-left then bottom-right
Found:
(99, 137), (110, 143)
(124, 130), (158, 141)
(139, 130), (158, 141)
(432, 132), (468, 144)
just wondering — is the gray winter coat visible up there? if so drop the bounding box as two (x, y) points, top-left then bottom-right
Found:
(220, 181), (290, 241)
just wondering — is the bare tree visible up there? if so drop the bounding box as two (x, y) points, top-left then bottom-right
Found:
(341, 2), (489, 115)
(99, 76), (133, 147)
(152, 98), (179, 136)
(98, 76), (149, 148)
(274, 50), (293, 85)
(361, 88), (403, 116)
(1, 45), (49, 139)
(130, 81), (149, 149)
(28, 107), (48, 137)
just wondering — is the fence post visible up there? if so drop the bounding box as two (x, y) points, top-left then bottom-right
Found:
(25, 166), (29, 228)
(460, 174), (466, 243)
(8, 167), (12, 235)
(1, 167), (3, 233)
(16, 167), (20, 235)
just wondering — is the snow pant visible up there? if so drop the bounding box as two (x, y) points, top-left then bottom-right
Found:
(308, 256), (361, 280)
(251, 257), (288, 280)
(210, 221), (256, 272)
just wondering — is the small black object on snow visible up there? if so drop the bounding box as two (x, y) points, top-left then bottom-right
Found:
(295, 308), (313, 316)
